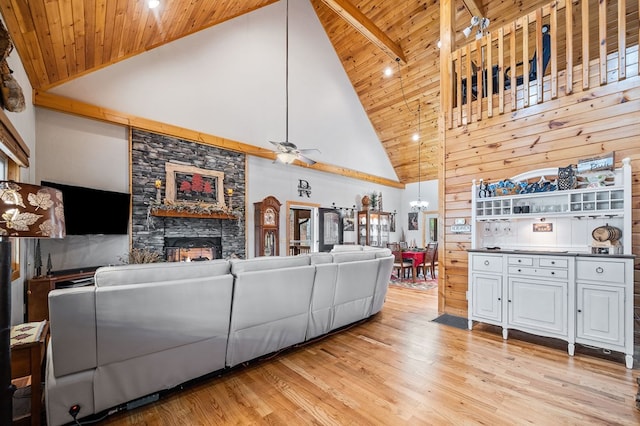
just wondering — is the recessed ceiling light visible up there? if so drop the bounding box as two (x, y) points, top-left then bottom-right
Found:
(412, 133), (419, 141)
(384, 67), (393, 77)
(148, 0), (160, 9)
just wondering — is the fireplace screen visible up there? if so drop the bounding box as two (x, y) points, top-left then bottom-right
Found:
(165, 237), (222, 262)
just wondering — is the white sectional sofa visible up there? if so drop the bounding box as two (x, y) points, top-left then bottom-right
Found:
(45, 248), (393, 426)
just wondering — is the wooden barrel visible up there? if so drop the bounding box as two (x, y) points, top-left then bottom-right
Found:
(592, 225), (622, 242)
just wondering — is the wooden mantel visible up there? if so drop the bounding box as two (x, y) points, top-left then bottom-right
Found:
(151, 210), (237, 220)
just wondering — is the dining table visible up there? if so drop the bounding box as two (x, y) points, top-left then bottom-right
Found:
(401, 250), (425, 282)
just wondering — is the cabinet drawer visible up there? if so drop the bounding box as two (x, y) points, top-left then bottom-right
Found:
(508, 256), (534, 266)
(508, 266), (568, 279)
(539, 257), (568, 268)
(471, 255), (503, 273)
(576, 260), (626, 284)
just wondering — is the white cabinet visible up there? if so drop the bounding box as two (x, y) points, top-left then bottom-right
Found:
(468, 158), (635, 368)
(575, 257), (634, 369)
(468, 254), (504, 328)
(468, 251), (634, 368)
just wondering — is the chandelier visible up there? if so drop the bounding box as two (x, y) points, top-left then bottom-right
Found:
(410, 103), (429, 211)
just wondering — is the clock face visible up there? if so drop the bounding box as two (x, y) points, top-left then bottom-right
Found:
(264, 208), (276, 225)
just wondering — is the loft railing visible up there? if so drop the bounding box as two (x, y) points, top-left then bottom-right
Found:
(447, 0), (639, 128)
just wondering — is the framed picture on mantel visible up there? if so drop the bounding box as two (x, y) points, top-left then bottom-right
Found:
(165, 163), (226, 208)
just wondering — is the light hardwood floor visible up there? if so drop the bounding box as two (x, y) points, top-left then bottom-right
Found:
(99, 285), (640, 425)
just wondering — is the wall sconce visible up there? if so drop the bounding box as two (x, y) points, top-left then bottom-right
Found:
(227, 188), (233, 209)
(154, 179), (162, 203)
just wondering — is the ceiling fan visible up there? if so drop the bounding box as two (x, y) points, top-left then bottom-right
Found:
(269, 0), (320, 166)
(270, 141), (320, 166)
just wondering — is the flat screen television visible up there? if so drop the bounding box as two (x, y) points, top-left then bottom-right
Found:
(41, 181), (131, 235)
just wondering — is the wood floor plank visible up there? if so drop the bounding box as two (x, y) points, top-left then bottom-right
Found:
(100, 286), (640, 425)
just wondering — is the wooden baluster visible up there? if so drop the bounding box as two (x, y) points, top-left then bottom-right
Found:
(465, 44), (472, 123)
(498, 27), (505, 114)
(598, 0), (607, 85)
(535, 9), (543, 103)
(522, 15), (530, 107)
(565, 0), (573, 94)
(510, 22), (516, 111)
(486, 32), (493, 117)
(476, 38), (483, 121)
(582, 0), (589, 90)
(550, 2), (558, 99)
(456, 49), (462, 127)
(618, 0), (626, 80)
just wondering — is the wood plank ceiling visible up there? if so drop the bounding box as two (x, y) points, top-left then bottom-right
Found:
(0, 0), (542, 184)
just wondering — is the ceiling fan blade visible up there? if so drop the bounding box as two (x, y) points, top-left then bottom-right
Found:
(298, 148), (321, 155)
(296, 154), (317, 166)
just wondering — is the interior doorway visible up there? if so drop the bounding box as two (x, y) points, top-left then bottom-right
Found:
(286, 201), (319, 255)
(421, 211), (438, 247)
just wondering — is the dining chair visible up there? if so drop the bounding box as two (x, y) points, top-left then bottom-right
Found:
(417, 242), (438, 279)
(392, 250), (413, 280)
(387, 242), (400, 251)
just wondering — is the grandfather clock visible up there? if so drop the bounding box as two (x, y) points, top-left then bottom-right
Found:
(254, 195), (281, 256)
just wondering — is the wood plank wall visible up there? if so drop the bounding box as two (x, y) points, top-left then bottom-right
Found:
(441, 71), (640, 316)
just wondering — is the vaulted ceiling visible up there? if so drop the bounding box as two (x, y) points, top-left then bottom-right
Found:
(0, 0), (549, 185)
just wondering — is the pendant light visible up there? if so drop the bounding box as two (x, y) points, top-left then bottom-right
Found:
(410, 103), (429, 211)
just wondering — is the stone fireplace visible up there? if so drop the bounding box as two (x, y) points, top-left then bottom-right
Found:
(165, 237), (222, 262)
(130, 129), (246, 259)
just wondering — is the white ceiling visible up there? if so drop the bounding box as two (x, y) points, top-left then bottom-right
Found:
(49, 0), (399, 181)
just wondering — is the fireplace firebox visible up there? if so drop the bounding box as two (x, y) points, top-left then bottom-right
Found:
(165, 237), (222, 262)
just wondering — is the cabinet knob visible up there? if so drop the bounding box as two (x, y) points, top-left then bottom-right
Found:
(517, 269), (521, 272)
(498, 297), (501, 301)
(484, 260), (490, 266)
(508, 299), (512, 303)
(596, 266), (604, 274)
(551, 261), (555, 265)
(518, 259), (522, 263)
(551, 271), (555, 275)
(577, 309), (582, 313)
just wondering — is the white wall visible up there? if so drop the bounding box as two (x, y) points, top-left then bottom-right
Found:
(246, 156), (404, 257)
(35, 108), (130, 271)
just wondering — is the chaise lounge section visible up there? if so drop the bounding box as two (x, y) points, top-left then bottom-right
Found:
(45, 248), (393, 426)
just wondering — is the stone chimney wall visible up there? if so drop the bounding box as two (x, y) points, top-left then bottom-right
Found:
(131, 129), (246, 259)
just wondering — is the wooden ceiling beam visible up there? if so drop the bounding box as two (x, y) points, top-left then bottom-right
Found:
(320, 0), (406, 64)
(461, 0), (484, 19)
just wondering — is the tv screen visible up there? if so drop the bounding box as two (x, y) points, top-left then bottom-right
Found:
(41, 181), (131, 235)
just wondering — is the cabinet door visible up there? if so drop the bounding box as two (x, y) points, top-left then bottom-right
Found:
(576, 283), (624, 347)
(508, 277), (567, 336)
(471, 273), (502, 323)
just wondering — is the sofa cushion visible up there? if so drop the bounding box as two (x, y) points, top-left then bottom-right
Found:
(331, 244), (364, 252)
(95, 275), (233, 366)
(309, 252), (333, 264)
(48, 287), (97, 377)
(94, 259), (230, 287)
(331, 251), (378, 263)
(229, 255), (310, 274)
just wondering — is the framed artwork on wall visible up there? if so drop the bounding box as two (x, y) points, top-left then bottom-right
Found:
(408, 212), (418, 230)
(343, 210), (355, 231)
(165, 163), (226, 208)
